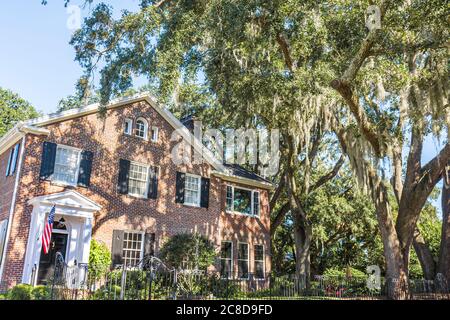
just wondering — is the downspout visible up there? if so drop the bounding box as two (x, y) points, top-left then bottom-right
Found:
(0, 135), (26, 284)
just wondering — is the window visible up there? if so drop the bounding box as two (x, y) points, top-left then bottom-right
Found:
(151, 127), (159, 142)
(124, 118), (133, 135)
(254, 245), (265, 279)
(225, 186), (260, 216)
(253, 191), (260, 216)
(135, 118), (148, 139)
(122, 231), (144, 267)
(220, 241), (233, 279)
(184, 174), (201, 206)
(53, 145), (81, 186)
(237, 243), (249, 279)
(226, 186), (233, 211)
(0, 219), (8, 266)
(5, 143), (20, 176)
(128, 162), (150, 198)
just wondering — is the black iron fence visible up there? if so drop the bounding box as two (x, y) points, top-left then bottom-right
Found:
(48, 267), (450, 300)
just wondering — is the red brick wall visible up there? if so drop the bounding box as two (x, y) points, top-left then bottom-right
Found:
(0, 143), (22, 222)
(0, 100), (270, 288)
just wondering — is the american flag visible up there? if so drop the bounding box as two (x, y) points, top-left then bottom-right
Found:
(42, 205), (56, 254)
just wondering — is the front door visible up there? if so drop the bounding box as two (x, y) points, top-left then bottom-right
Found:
(37, 233), (68, 285)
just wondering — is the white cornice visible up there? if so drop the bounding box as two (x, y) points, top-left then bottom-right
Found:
(212, 170), (274, 190)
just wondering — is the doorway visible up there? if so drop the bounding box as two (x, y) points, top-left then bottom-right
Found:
(37, 232), (68, 285)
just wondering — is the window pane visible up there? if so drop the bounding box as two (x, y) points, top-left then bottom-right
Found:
(135, 120), (146, 138)
(254, 245), (264, 278)
(220, 241), (232, 278)
(128, 163), (148, 197)
(122, 231), (143, 268)
(226, 186), (233, 211)
(184, 175), (199, 205)
(237, 243), (249, 279)
(233, 188), (252, 214)
(53, 146), (80, 185)
(221, 242), (232, 259)
(253, 192), (260, 216)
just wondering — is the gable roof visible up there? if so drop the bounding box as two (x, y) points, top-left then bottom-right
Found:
(0, 92), (273, 189)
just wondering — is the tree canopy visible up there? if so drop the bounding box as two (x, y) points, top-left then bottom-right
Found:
(0, 87), (40, 137)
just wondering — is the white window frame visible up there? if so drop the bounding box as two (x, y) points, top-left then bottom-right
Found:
(122, 230), (145, 268)
(225, 185), (260, 217)
(150, 126), (159, 142)
(127, 161), (151, 199)
(237, 242), (249, 280)
(124, 118), (133, 135)
(220, 240), (233, 279)
(51, 144), (82, 187)
(184, 173), (201, 207)
(135, 117), (148, 140)
(254, 244), (265, 280)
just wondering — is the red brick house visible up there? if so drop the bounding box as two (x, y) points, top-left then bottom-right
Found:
(0, 93), (272, 291)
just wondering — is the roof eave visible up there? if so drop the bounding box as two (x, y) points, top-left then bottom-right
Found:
(211, 170), (274, 190)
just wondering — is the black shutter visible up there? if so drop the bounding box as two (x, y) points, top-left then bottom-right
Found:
(5, 147), (13, 176)
(200, 177), (210, 208)
(77, 150), (93, 187)
(111, 230), (124, 266)
(117, 159), (130, 194)
(147, 166), (158, 199)
(39, 142), (57, 180)
(175, 171), (185, 203)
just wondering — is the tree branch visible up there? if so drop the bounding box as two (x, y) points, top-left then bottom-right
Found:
(311, 155), (345, 192)
(271, 202), (290, 237)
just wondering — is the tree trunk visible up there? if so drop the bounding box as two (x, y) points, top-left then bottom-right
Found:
(437, 166), (450, 284)
(371, 178), (410, 299)
(292, 211), (311, 290)
(413, 229), (436, 280)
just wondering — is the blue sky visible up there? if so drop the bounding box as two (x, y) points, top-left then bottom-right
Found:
(0, 1), (445, 212)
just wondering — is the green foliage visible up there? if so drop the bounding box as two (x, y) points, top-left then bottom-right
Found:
(7, 284), (34, 300)
(31, 285), (51, 300)
(0, 87), (40, 137)
(159, 233), (215, 270)
(88, 239), (112, 280)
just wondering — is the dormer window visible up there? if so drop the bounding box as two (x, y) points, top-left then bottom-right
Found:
(135, 118), (148, 139)
(124, 119), (133, 135)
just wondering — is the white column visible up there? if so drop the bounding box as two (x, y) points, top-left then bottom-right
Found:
(22, 206), (46, 284)
(81, 217), (93, 264)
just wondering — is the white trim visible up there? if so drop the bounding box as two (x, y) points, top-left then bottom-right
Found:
(237, 242), (249, 280)
(135, 117), (148, 140)
(122, 230), (145, 268)
(22, 191), (100, 284)
(151, 126), (159, 142)
(127, 161), (151, 199)
(184, 173), (201, 207)
(254, 244), (265, 280)
(220, 240), (233, 279)
(0, 136), (26, 281)
(225, 185), (260, 218)
(50, 144), (82, 187)
(212, 170), (273, 190)
(124, 118), (133, 135)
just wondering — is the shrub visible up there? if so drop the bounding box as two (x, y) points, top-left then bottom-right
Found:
(89, 239), (111, 280)
(159, 233), (215, 270)
(31, 285), (51, 300)
(8, 284), (34, 300)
